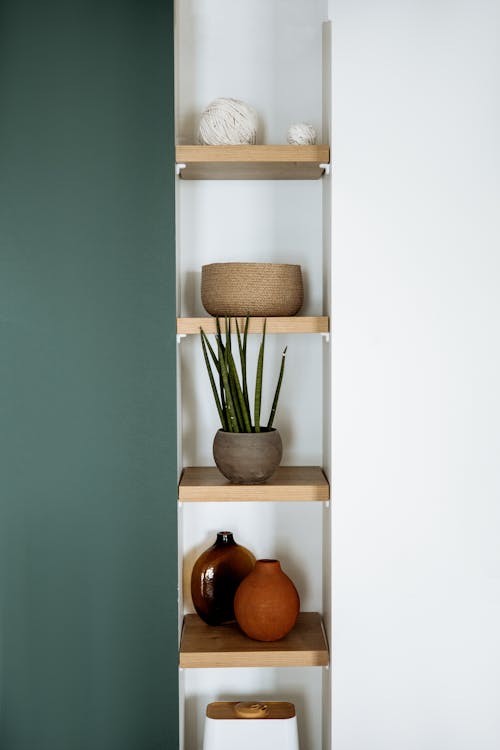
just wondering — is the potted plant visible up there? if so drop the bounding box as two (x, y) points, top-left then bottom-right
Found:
(200, 317), (287, 484)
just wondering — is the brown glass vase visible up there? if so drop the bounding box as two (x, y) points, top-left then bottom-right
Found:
(191, 531), (256, 626)
(234, 559), (300, 641)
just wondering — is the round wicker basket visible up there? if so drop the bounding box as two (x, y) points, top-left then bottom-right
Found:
(201, 263), (303, 317)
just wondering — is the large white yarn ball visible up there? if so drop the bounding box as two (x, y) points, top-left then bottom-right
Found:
(287, 122), (317, 145)
(198, 98), (258, 145)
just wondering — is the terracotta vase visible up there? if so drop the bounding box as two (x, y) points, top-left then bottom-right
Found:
(213, 428), (282, 484)
(191, 531), (256, 626)
(234, 559), (300, 641)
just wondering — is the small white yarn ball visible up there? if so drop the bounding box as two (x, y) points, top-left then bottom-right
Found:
(198, 98), (258, 145)
(287, 122), (317, 145)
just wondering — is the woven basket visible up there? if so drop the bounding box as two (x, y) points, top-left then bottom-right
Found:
(201, 263), (303, 317)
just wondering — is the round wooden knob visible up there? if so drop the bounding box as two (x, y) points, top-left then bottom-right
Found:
(234, 702), (269, 718)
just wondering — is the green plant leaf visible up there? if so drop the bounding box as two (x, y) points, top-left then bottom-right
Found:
(214, 318), (227, 420)
(217, 333), (238, 432)
(267, 346), (287, 429)
(201, 328), (220, 373)
(235, 316), (251, 421)
(254, 319), (266, 432)
(200, 329), (228, 430)
(227, 347), (252, 432)
(215, 317), (225, 355)
(226, 343), (244, 431)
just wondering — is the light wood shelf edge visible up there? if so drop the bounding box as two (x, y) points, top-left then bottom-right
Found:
(179, 612), (329, 668)
(176, 144), (330, 163)
(176, 145), (330, 180)
(177, 316), (329, 335)
(179, 466), (330, 502)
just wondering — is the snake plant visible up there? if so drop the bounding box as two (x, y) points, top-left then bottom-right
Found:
(200, 317), (287, 433)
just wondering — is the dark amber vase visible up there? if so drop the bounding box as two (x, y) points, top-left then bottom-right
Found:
(191, 531), (256, 626)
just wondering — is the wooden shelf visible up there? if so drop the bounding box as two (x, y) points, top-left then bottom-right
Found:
(179, 612), (329, 668)
(176, 145), (330, 180)
(177, 316), (329, 335)
(179, 466), (329, 502)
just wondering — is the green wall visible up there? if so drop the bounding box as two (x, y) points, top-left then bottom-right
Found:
(0, 1), (178, 748)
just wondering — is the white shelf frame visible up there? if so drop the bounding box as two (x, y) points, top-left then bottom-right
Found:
(174, 10), (334, 750)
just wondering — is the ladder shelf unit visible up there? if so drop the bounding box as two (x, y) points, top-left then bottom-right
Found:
(175, 6), (333, 749)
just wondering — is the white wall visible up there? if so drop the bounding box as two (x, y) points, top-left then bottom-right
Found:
(332, 1), (500, 748)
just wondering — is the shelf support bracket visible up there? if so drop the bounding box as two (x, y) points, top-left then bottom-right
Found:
(321, 332), (330, 343)
(319, 162), (331, 175)
(176, 163), (186, 176)
(176, 334), (187, 344)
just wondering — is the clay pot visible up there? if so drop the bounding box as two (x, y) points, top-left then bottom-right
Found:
(191, 531), (255, 626)
(234, 559), (300, 641)
(213, 429), (282, 484)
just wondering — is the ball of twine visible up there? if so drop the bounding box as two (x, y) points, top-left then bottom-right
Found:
(198, 98), (258, 145)
(287, 122), (317, 145)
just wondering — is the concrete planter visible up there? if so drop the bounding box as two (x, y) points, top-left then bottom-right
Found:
(213, 428), (282, 484)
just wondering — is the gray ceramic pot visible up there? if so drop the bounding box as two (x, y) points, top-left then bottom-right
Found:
(213, 429), (283, 484)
